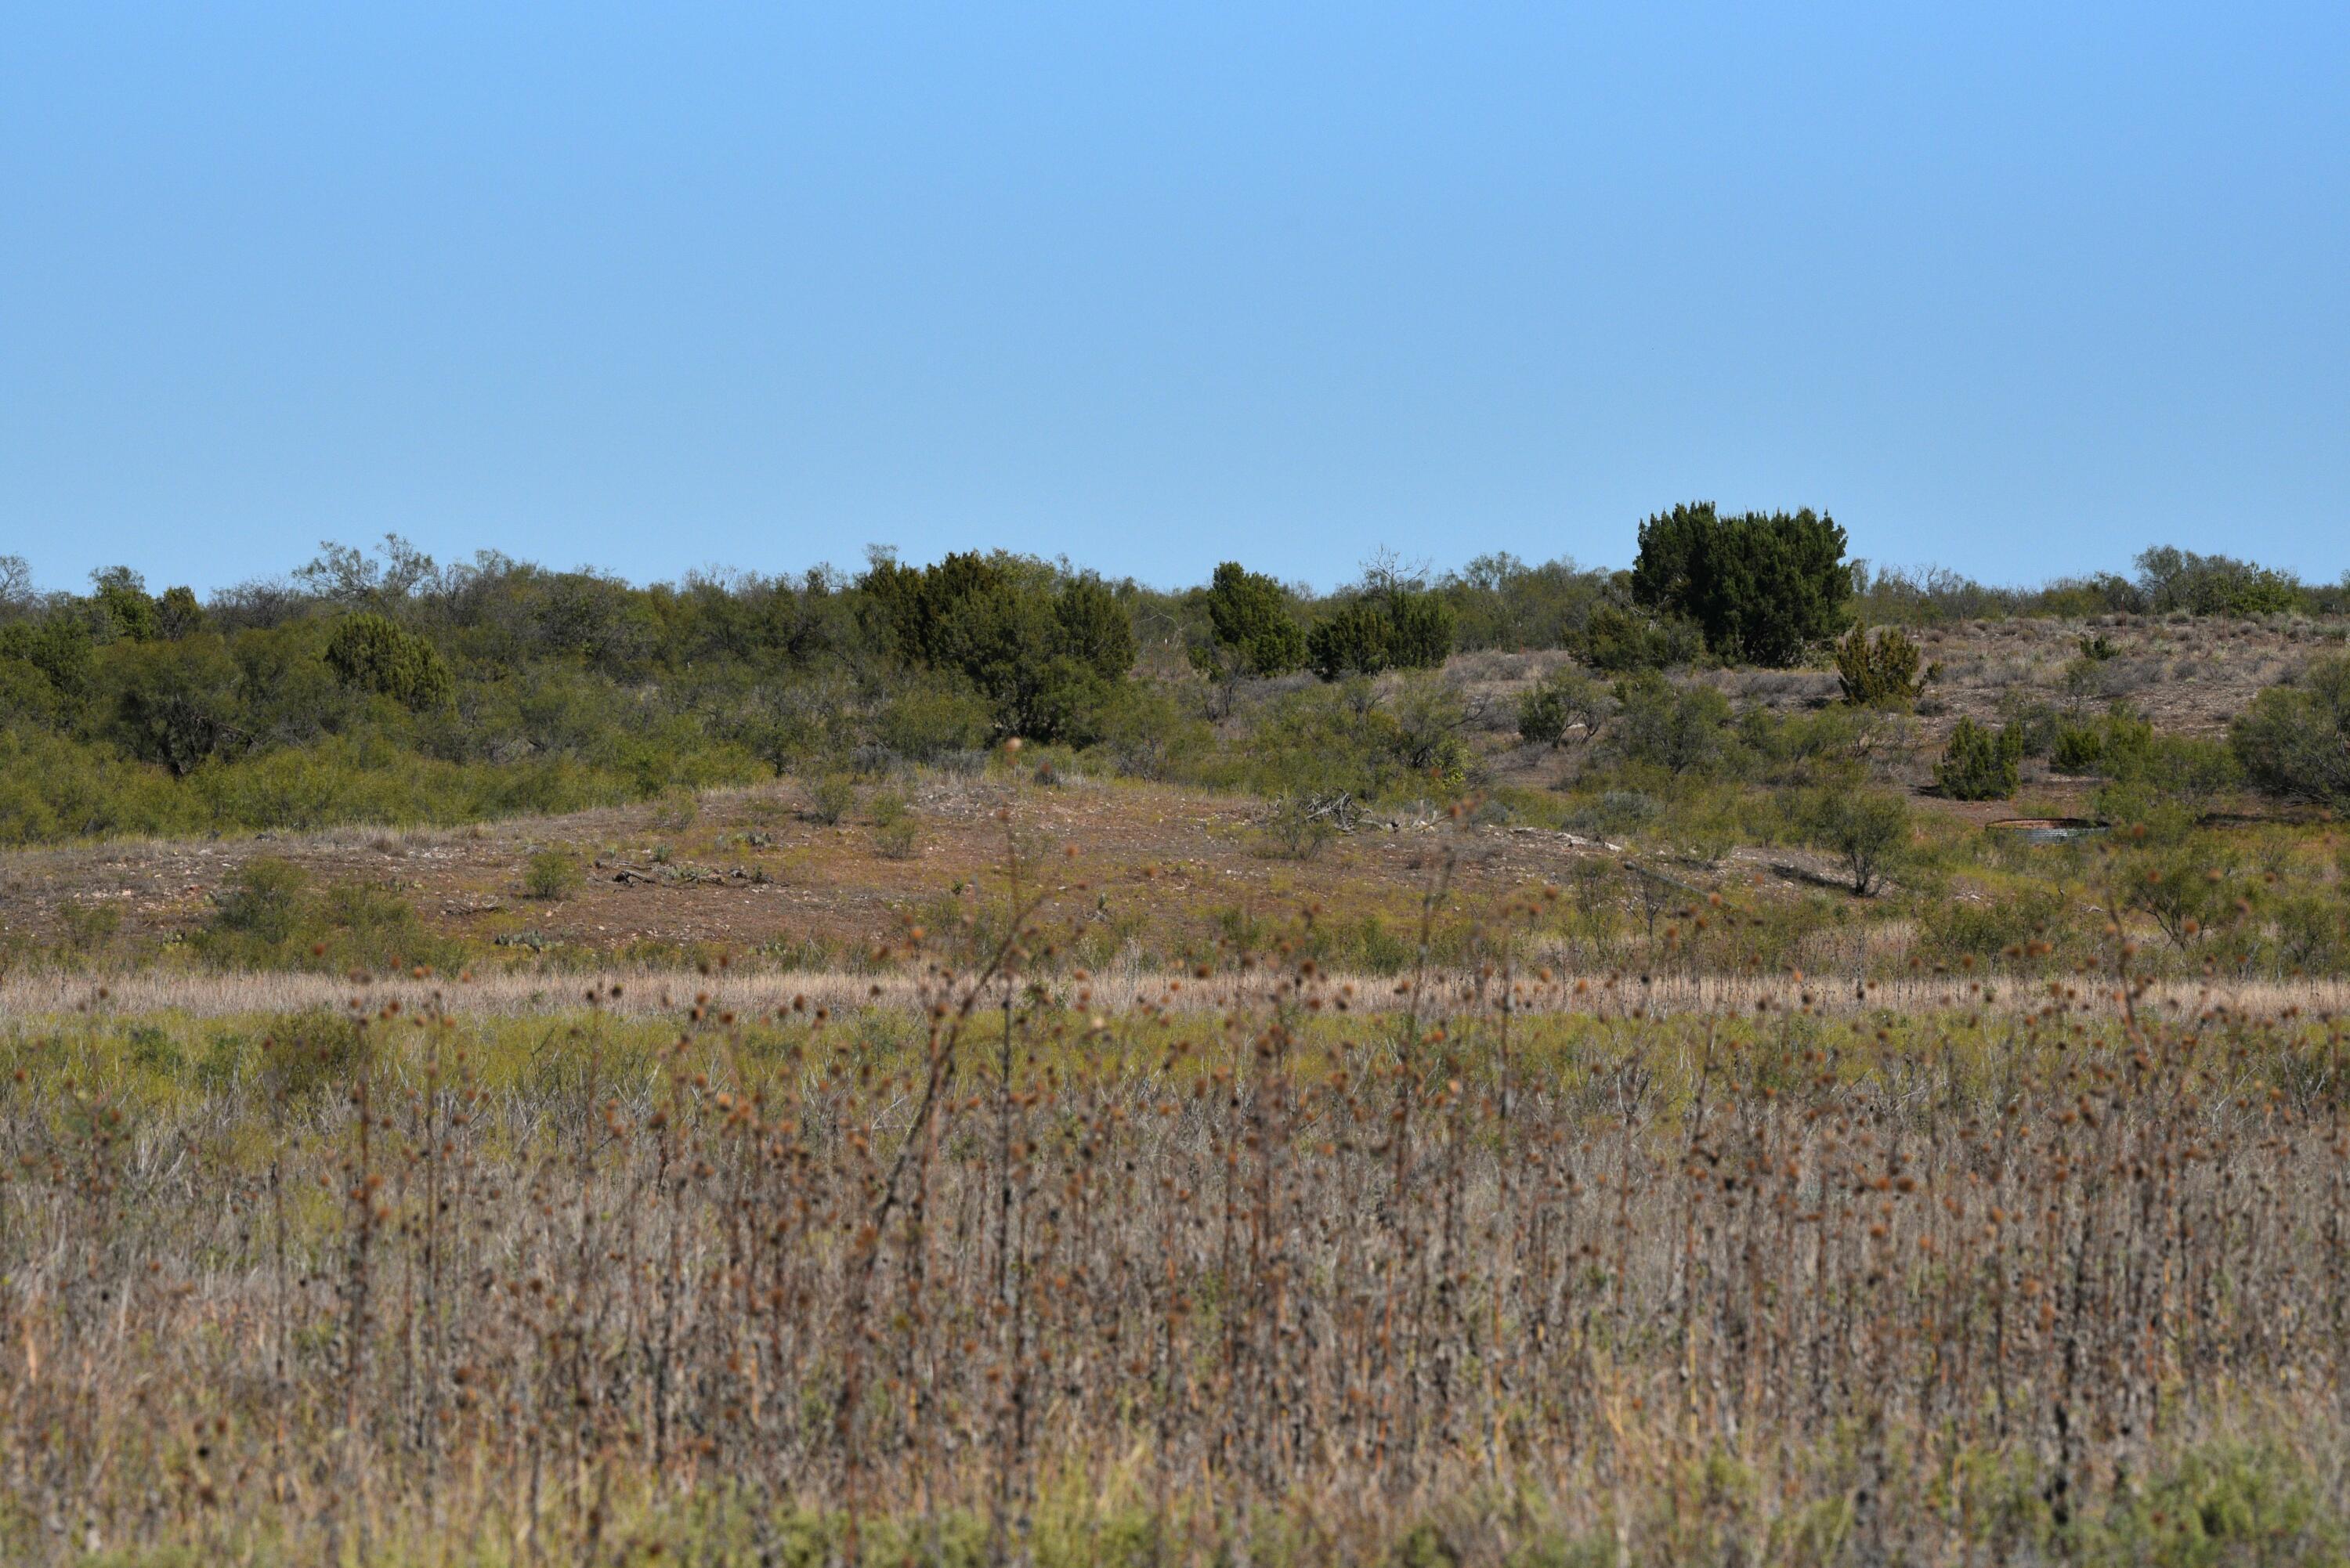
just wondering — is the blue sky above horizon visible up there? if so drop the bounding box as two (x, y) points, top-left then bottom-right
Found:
(3, 2), (2345, 596)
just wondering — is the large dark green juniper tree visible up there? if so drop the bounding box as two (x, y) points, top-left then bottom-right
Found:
(853, 551), (1136, 743)
(1630, 501), (1851, 667)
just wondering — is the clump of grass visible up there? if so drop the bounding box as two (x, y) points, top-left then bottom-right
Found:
(870, 787), (917, 859)
(648, 784), (700, 832)
(803, 771), (857, 825)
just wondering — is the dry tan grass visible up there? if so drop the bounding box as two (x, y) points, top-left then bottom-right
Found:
(7, 961), (2344, 1024)
(6, 949), (2350, 1562)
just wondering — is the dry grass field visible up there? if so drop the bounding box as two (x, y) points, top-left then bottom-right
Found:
(6, 877), (2350, 1565)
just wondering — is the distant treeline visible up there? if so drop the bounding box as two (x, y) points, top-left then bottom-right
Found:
(0, 510), (2341, 845)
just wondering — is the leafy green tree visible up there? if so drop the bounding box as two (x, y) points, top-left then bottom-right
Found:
(324, 613), (454, 710)
(1050, 576), (1137, 681)
(854, 553), (1133, 742)
(109, 638), (246, 776)
(2135, 545), (2305, 617)
(1305, 601), (1390, 681)
(0, 614), (97, 710)
(89, 567), (159, 643)
(0, 554), (32, 616)
(1437, 553), (1612, 652)
(1630, 502), (1851, 667)
(733, 667), (862, 775)
(155, 586), (204, 640)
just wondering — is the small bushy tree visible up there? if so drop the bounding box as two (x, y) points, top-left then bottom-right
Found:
(109, 638), (245, 776)
(1611, 674), (1732, 777)
(1191, 563), (1305, 705)
(1801, 787), (1911, 895)
(855, 552), (1133, 742)
(2135, 545), (2305, 617)
(1579, 603), (1701, 674)
(1934, 717), (2023, 800)
(1834, 625), (1922, 709)
(1517, 668), (1608, 746)
(1305, 588), (1454, 681)
(324, 612), (453, 710)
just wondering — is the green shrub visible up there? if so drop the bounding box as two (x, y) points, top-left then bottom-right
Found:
(649, 786), (700, 832)
(2276, 891), (2350, 974)
(2050, 719), (2106, 773)
(524, 847), (584, 900)
(2121, 841), (2242, 952)
(1562, 789), (1660, 839)
(2135, 544), (2307, 616)
(1258, 793), (1336, 860)
(1517, 667), (1608, 746)
(58, 901), (124, 950)
(1934, 717), (2023, 800)
(1579, 603), (1701, 674)
(1388, 676), (1476, 790)
(1918, 888), (2071, 969)
(1799, 787), (1910, 894)
(870, 789), (917, 859)
(210, 858), (310, 946)
(323, 612), (452, 710)
(1096, 681), (1210, 780)
(1833, 625), (1922, 709)
(1239, 685), (1397, 802)
(1994, 693), (2064, 759)
(2232, 656), (2350, 811)
(1304, 588), (1454, 680)
(804, 773), (857, 826)
(875, 681), (992, 762)
(257, 1010), (374, 1107)
(1611, 674), (1734, 777)
(2094, 732), (2239, 835)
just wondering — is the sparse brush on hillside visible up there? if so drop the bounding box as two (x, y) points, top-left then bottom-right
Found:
(2, 534), (2347, 849)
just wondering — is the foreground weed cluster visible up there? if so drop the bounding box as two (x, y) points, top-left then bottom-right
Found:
(5, 841), (2350, 1565)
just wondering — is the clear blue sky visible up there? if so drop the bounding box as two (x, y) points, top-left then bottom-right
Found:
(4, 2), (2345, 595)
